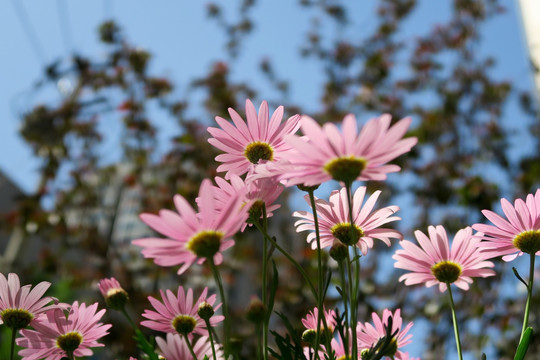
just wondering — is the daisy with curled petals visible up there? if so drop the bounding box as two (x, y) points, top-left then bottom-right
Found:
(276, 113), (417, 187)
(17, 301), (111, 360)
(472, 189), (540, 262)
(207, 99), (301, 178)
(157, 333), (224, 360)
(208, 174), (283, 231)
(356, 308), (414, 360)
(293, 186), (403, 254)
(133, 179), (248, 275)
(141, 286), (223, 337)
(392, 226), (495, 293)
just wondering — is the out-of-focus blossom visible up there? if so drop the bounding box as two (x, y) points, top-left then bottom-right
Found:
(133, 179), (248, 274)
(268, 113), (416, 187)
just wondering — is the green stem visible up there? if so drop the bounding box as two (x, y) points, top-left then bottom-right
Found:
(121, 308), (136, 329)
(204, 318), (218, 360)
(519, 253), (536, 342)
(184, 334), (198, 359)
(447, 283), (463, 360)
(65, 350), (75, 360)
(307, 189), (330, 360)
(338, 262), (350, 360)
(10, 327), (16, 360)
(261, 205), (269, 360)
(346, 250), (357, 360)
(252, 222), (317, 298)
(209, 258), (231, 358)
(345, 183), (359, 360)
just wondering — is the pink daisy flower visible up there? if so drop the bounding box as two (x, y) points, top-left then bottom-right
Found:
(393, 226), (495, 292)
(141, 286), (223, 336)
(0, 273), (59, 330)
(208, 174), (283, 230)
(356, 308), (413, 360)
(293, 186), (403, 254)
(98, 277), (129, 310)
(274, 113), (417, 186)
(133, 179), (248, 275)
(156, 333), (224, 360)
(207, 99), (301, 178)
(17, 301), (111, 360)
(472, 189), (540, 261)
(302, 307), (337, 332)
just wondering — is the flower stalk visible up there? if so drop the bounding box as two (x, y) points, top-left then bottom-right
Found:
(447, 283), (463, 360)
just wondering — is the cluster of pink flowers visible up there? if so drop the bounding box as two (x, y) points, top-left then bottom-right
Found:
(0, 273), (110, 360)
(5, 98), (539, 359)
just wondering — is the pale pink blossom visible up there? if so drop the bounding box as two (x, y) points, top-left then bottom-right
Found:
(207, 99), (301, 178)
(357, 308), (413, 360)
(270, 113), (417, 186)
(17, 301), (111, 360)
(0, 273), (59, 329)
(141, 286), (223, 336)
(393, 226), (495, 292)
(294, 186), (402, 254)
(208, 174), (283, 231)
(133, 179), (248, 274)
(302, 307), (337, 332)
(473, 189), (540, 261)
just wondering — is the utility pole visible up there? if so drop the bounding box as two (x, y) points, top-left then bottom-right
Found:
(517, 0), (540, 101)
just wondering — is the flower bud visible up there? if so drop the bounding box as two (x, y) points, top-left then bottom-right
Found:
(197, 301), (215, 320)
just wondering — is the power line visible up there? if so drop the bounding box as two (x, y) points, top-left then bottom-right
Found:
(56, 0), (74, 54)
(9, 0), (48, 65)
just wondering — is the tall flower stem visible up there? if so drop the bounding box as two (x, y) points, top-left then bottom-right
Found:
(252, 222), (317, 297)
(66, 350), (75, 360)
(519, 253), (536, 342)
(209, 258), (231, 357)
(261, 205), (270, 360)
(307, 188), (332, 360)
(345, 182), (359, 360)
(10, 328), (16, 360)
(204, 318), (218, 360)
(338, 262), (350, 360)
(184, 335), (198, 359)
(447, 283), (463, 360)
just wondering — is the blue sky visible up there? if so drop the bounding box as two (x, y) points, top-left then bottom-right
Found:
(1, 1), (533, 194)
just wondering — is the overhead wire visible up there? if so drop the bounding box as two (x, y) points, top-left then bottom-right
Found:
(56, 0), (74, 54)
(9, 0), (48, 66)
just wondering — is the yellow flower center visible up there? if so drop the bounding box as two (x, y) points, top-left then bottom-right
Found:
(431, 260), (462, 283)
(186, 230), (223, 258)
(56, 331), (83, 352)
(513, 230), (540, 254)
(331, 223), (364, 246)
(105, 288), (129, 310)
(172, 314), (197, 335)
(0, 308), (33, 330)
(323, 156), (367, 183)
(244, 141), (274, 164)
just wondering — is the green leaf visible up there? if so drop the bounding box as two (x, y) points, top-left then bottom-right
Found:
(514, 327), (533, 360)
